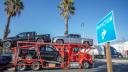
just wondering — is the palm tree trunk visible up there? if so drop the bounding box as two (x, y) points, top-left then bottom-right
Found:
(3, 15), (11, 40)
(65, 15), (68, 35)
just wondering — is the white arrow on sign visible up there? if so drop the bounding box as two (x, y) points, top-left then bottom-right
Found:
(102, 29), (107, 39)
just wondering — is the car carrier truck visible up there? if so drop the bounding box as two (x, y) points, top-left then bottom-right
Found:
(12, 41), (93, 71)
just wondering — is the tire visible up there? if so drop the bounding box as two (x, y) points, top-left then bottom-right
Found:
(15, 62), (26, 71)
(56, 40), (64, 44)
(82, 61), (90, 69)
(37, 38), (44, 42)
(31, 62), (40, 71)
(2, 41), (12, 48)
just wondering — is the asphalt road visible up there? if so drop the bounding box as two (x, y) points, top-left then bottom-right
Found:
(1, 59), (128, 72)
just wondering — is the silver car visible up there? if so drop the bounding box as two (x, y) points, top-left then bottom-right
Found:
(53, 34), (93, 46)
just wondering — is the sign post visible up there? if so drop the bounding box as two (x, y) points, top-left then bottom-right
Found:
(106, 42), (112, 72)
(96, 11), (116, 72)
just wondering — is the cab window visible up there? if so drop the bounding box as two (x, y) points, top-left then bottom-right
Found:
(46, 46), (55, 52)
(17, 33), (26, 38)
(40, 46), (45, 52)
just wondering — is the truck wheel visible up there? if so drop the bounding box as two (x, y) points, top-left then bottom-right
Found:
(2, 41), (12, 48)
(15, 62), (26, 71)
(56, 40), (64, 44)
(37, 38), (44, 42)
(31, 62), (40, 71)
(82, 61), (90, 69)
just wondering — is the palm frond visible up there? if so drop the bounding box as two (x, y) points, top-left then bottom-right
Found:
(58, 0), (75, 18)
(4, 0), (24, 16)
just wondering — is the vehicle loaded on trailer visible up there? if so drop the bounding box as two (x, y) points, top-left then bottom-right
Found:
(53, 34), (93, 46)
(12, 41), (93, 71)
(0, 32), (51, 48)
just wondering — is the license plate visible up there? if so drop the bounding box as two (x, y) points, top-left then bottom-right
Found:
(49, 64), (55, 67)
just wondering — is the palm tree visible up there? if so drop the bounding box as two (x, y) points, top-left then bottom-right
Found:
(3, 0), (24, 40)
(58, 0), (75, 35)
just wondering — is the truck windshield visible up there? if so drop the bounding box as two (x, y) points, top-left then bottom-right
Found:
(73, 48), (79, 52)
(17, 33), (25, 37)
(68, 34), (81, 38)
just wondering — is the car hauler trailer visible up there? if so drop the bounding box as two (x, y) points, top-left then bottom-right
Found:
(12, 41), (93, 71)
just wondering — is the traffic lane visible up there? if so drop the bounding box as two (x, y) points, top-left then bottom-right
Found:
(37, 69), (94, 72)
(2, 60), (128, 72)
(92, 61), (128, 72)
(94, 59), (128, 72)
(3, 61), (106, 72)
(1, 61), (107, 72)
(93, 60), (107, 72)
(41, 63), (106, 72)
(113, 63), (128, 72)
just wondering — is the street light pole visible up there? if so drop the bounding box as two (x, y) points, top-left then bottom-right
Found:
(81, 23), (85, 37)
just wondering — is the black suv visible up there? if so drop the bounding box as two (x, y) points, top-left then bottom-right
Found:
(19, 45), (61, 61)
(0, 32), (51, 48)
(40, 45), (60, 61)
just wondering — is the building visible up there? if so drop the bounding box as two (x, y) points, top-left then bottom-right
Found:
(111, 41), (128, 57)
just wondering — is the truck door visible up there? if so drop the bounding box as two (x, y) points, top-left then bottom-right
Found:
(40, 46), (58, 61)
(17, 33), (28, 41)
(26, 32), (36, 41)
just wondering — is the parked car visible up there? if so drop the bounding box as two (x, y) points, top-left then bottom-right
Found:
(52, 34), (93, 46)
(91, 46), (123, 59)
(0, 54), (12, 65)
(0, 32), (51, 48)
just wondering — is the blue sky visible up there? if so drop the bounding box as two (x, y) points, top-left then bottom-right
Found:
(0, 0), (128, 44)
